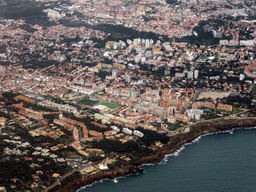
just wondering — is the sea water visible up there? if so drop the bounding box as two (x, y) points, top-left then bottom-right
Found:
(78, 128), (256, 192)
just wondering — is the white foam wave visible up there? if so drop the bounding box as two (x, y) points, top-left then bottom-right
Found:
(244, 127), (256, 130)
(141, 163), (155, 166)
(113, 178), (118, 183)
(160, 126), (256, 164)
(192, 135), (202, 143)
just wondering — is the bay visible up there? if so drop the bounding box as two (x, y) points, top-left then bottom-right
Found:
(78, 128), (256, 192)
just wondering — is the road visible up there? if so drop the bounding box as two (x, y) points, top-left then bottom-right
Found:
(41, 169), (78, 192)
(168, 108), (250, 137)
(247, 84), (254, 93)
(180, 89), (200, 114)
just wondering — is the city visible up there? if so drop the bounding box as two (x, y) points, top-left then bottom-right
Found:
(0, 0), (256, 191)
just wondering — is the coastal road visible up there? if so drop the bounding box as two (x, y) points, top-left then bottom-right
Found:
(247, 84), (254, 93)
(41, 169), (78, 192)
(180, 89), (200, 114)
(168, 108), (251, 137)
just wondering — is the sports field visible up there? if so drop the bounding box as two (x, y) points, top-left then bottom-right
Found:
(79, 98), (99, 106)
(99, 102), (120, 109)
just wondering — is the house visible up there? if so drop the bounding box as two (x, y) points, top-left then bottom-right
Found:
(31, 182), (38, 188)
(89, 130), (103, 137)
(104, 130), (117, 136)
(217, 103), (232, 112)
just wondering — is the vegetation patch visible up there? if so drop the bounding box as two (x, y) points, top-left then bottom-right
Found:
(79, 98), (99, 106)
(99, 102), (120, 109)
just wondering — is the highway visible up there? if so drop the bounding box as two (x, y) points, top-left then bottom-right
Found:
(167, 108), (250, 137)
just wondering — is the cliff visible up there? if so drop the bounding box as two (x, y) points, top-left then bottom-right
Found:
(52, 166), (143, 192)
(52, 118), (256, 192)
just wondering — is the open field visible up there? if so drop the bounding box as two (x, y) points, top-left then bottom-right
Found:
(79, 98), (99, 106)
(99, 102), (120, 109)
(198, 91), (231, 100)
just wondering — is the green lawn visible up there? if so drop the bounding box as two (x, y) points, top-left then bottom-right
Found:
(99, 102), (120, 109)
(79, 98), (99, 106)
(251, 87), (256, 96)
(168, 124), (181, 131)
(233, 108), (243, 114)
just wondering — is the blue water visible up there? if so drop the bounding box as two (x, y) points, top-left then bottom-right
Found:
(78, 128), (256, 192)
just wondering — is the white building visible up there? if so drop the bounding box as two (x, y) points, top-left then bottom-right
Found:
(123, 128), (132, 135)
(239, 74), (245, 81)
(186, 109), (204, 121)
(112, 70), (117, 77)
(187, 71), (194, 79)
(194, 70), (199, 79)
(133, 130), (144, 137)
(125, 74), (131, 83)
(111, 126), (120, 132)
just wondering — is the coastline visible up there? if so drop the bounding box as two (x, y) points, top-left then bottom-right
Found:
(50, 118), (256, 192)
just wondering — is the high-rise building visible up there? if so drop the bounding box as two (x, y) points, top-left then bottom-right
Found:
(133, 39), (138, 46)
(112, 70), (117, 77)
(130, 89), (140, 98)
(194, 70), (199, 79)
(138, 38), (141, 45)
(125, 73), (131, 83)
(239, 74), (245, 81)
(187, 71), (194, 79)
(145, 51), (152, 58)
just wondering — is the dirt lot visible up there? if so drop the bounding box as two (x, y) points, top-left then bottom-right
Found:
(198, 91), (231, 100)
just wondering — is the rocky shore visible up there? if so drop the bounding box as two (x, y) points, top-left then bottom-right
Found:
(51, 118), (256, 192)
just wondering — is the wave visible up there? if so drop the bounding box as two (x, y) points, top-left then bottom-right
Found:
(140, 163), (155, 166)
(113, 178), (118, 183)
(77, 171), (143, 192)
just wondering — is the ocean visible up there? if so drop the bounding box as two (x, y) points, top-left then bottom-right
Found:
(78, 127), (256, 192)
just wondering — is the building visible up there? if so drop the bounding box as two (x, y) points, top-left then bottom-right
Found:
(122, 128), (132, 135)
(186, 109), (204, 120)
(192, 101), (215, 109)
(105, 41), (115, 49)
(175, 72), (185, 78)
(175, 113), (191, 123)
(104, 130), (117, 136)
(125, 73), (131, 83)
(130, 89), (140, 98)
(73, 128), (79, 140)
(194, 70), (199, 79)
(133, 39), (138, 46)
(59, 114), (84, 127)
(89, 130), (103, 137)
(244, 64), (256, 78)
(187, 71), (193, 79)
(167, 115), (176, 124)
(217, 103), (232, 112)
(112, 70), (117, 77)
(239, 74), (245, 81)
(110, 126), (120, 132)
(82, 126), (88, 138)
(133, 130), (144, 137)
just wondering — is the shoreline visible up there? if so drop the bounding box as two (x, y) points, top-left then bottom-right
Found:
(51, 118), (256, 192)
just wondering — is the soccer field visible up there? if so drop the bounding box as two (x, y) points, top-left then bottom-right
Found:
(79, 98), (99, 106)
(99, 102), (120, 109)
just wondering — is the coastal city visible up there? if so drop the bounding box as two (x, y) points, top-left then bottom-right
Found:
(0, 0), (256, 191)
